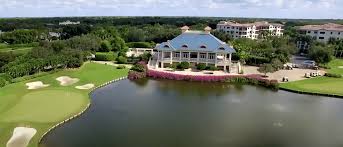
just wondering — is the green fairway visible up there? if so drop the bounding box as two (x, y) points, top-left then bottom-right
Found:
(0, 62), (129, 147)
(281, 59), (343, 96)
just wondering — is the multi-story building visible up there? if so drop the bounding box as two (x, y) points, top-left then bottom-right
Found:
(151, 26), (236, 72)
(59, 20), (80, 25)
(216, 21), (284, 39)
(298, 23), (343, 43)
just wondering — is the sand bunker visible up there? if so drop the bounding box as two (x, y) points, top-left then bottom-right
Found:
(75, 84), (95, 90)
(25, 81), (49, 90)
(56, 76), (79, 86)
(6, 127), (37, 147)
(338, 66), (343, 69)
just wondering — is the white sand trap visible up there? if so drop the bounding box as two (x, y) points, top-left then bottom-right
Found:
(75, 84), (95, 90)
(6, 127), (37, 147)
(56, 76), (79, 86)
(25, 81), (49, 90)
(338, 66), (343, 69)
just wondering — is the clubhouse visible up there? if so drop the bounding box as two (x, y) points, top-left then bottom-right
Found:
(152, 26), (236, 72)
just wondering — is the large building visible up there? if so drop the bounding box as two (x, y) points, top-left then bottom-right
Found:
(152, 26), (236, 72)
(216, 21), (284, 39)
(298, 23), (343, 43)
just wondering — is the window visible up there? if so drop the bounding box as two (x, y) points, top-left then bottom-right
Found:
(339, 32), (341, 35)
(163, 45), (169, 48)
(200, 53), (207, 59)
(307, 31), (311, 33)
(218, 47), (225, 50)
(320, 32), (325, 34)
(319, 37), (325, 39)
(182, 52), (189, 58)
(208, 53), (215, 60)
(200, 45), (207, 49)
(181, 45), (188, 48)
(331, 32), (333, 34)
(314, 31), (318, 34)
(173, 52), (180, 58)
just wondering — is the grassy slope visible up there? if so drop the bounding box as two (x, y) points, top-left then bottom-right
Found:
(280, 59), (343, 96)
(0, 62), (129, 147)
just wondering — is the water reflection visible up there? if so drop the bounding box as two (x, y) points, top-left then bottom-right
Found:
(42, 79), (343, 147)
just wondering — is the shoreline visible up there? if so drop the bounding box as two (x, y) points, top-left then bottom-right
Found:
(37, 76), (128, 146)
(279, 86), (343, 98)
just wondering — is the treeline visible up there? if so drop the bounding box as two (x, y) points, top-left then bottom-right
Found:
(230, 36), (296, 66)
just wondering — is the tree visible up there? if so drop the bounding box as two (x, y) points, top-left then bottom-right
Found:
(116, 56), (127, 64)
(139, 52), (152, 62)
(196, 63), (207, 70)
(271, 58), (283, 71)
(308, 45), (334, 64)
(212, 30), (232, 42)
(99, 40), (112, 52)
(257, 64), (276, 77)
(176, 62), (190, 70)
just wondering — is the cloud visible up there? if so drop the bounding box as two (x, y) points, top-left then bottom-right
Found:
(0, 0), (341, 18)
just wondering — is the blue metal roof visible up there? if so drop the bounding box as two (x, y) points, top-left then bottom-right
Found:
(156, 31), (236, 53)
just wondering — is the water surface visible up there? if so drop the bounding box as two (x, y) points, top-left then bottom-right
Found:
(41, 79), (343, 147)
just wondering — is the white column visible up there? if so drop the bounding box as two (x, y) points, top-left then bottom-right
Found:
(188, 52), (191, 61)
(224, 54), (227, 72)
(215, 53), (217, 67)
(206, 52), (209, 66)
(170, 51), (173, 64)
(197, 52), (200, 64)
(157, 51), (160, 61)
(179, 51), (182, 62)
(161, 51), (164, 68)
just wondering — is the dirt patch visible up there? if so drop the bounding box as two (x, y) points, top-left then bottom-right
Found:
(75, 84), (95, 90)
(56, 76), (79, 86)
(25, 81), (49, 89)
(6, 127), (37, 147)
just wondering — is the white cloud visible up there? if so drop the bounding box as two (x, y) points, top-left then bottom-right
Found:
(0, 0), (341, 18)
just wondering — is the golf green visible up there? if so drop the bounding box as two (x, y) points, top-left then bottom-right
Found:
(1, 90), (86, 123)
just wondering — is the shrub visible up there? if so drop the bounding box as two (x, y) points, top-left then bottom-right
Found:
(95, 52), (116, 61)
(170, 63), (178, 69)
(246, 56), (270, 65)
(324, 73), (342, 78)
(206, 65), (218, 71)
(196, 63), (207, 70)
(176, 62), (190, 70)
(0, 73), (12, 83)
(128, 71), (146, 80)
(99, 40), (112, 52)
(146, 70), (279, 90)
(116, 65), (126, 69)
(131, 64), (146, 72)
(126, 42), (153, 48)
(116, 56), (128, 64)
(0, 77), (6, 87)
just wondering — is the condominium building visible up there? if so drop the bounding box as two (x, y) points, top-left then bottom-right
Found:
(151, 26), (236, 72)
(216, 21), (284, 39)
(298, 23), (343, 43)
(59, 20), (80, 25)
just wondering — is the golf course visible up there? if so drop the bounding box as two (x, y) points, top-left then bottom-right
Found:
(281, 59), (343, 96)
(0, 62), (129, 147)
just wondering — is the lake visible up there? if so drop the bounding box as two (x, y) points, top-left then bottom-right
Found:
(41, 79), (343, 147)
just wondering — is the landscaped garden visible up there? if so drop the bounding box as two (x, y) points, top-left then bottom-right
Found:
(280, 59), (343, 96)
(0, 62), (129, 147)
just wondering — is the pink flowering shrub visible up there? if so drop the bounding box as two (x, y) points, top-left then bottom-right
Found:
(146, 70), (279, 90)
(128, 61), (148, 80)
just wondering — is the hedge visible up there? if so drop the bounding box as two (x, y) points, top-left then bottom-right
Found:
(126, 42), (153, 48)
(324, 73), (342, 78)
(146, 70), (279, 90)
(95, 52), (117, 61)
(246, 56), (270, 65)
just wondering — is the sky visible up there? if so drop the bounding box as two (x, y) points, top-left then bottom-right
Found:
(0, 0), (342, 19)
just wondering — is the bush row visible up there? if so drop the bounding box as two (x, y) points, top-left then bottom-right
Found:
(95, 52), (117, 61)
(324, 73), (342, 78)
(146, 70), (279, 90)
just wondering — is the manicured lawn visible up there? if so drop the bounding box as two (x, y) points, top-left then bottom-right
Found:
(0, 62), (129, 147)
(280, 59), (343, 96)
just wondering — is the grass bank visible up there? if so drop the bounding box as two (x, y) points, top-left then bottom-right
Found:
(280, 59), (343, 97)
(0, 62), (129, 147)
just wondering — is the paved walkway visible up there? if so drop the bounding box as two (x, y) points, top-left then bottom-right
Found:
(243, 66), (325, 82)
